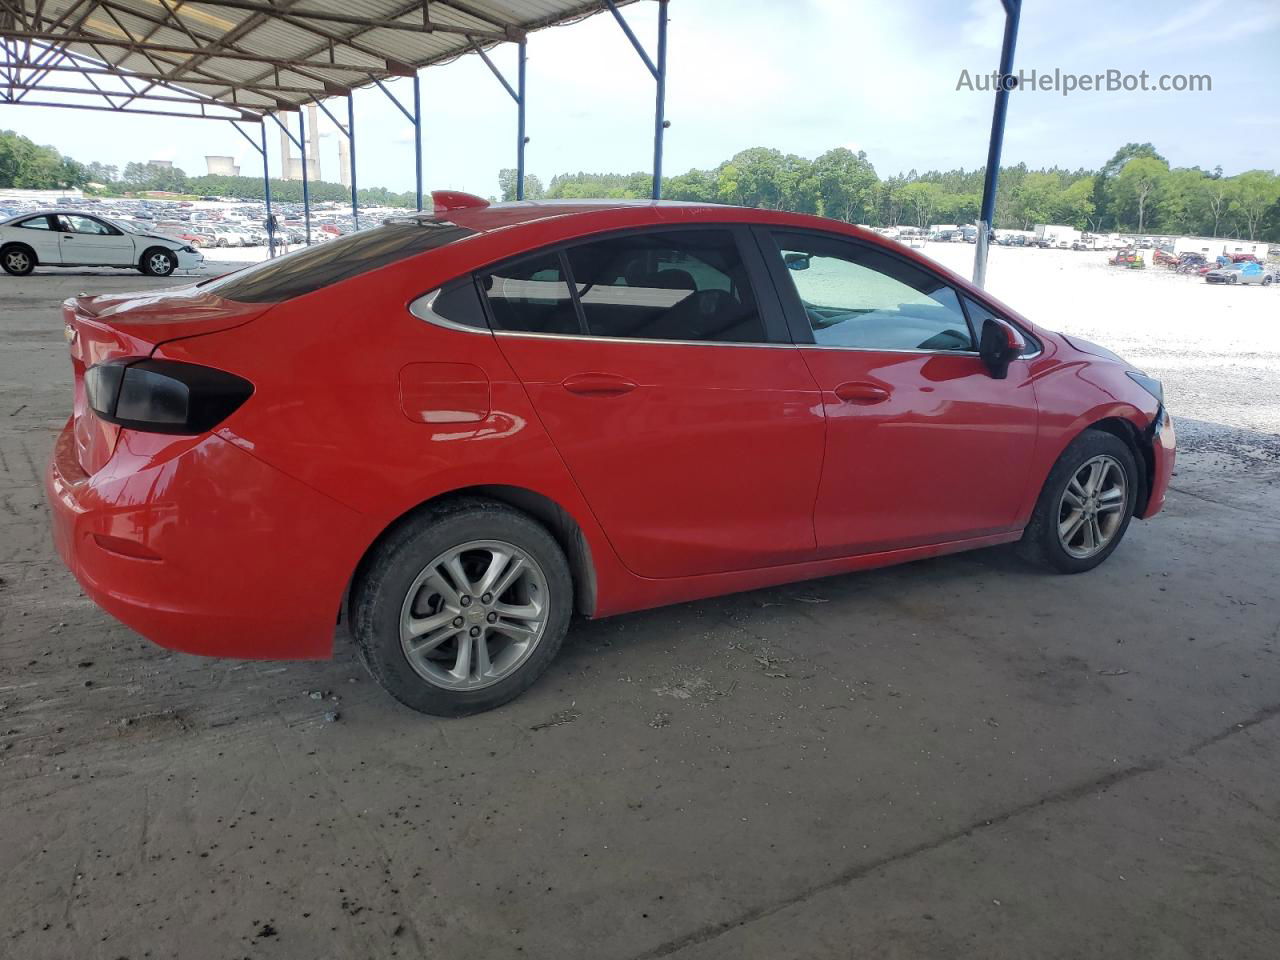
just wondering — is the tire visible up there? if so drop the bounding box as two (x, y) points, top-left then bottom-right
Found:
(141, 248), (177, 277)
(1018, 429), (1138, 574)
(1264, 276), (1273, 286)
(2, 244), (36, 276)
(351, 498), (573, 716)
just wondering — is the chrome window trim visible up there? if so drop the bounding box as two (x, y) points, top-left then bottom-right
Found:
(489, 329), (798, 349)
(408, 287), (490, 335)
(411, 285), (1042, 358)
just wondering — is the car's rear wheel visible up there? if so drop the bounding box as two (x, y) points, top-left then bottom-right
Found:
(1018, 429), (1138, 574)
(352, 498), (573, 716)
(141, 248), (177, 277)
(2, 244), (36, 276)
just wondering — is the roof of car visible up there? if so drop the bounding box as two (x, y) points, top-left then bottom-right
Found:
(407, 198), (840, 240)
(3, 208), (104, 221)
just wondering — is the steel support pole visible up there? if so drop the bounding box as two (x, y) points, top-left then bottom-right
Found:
(973, 0), (1021, 288)
(260, 122), (274, 259)
(298, 109), (312, 245)
(412, 72), (424, 211)
(652, 0), (668, 200)
(516, 40), (527, 201)
(347, 94), (359, 228)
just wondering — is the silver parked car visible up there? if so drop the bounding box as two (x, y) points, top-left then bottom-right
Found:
(1204, 262), (1271, 286)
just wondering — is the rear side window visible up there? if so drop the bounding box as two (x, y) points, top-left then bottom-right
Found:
(480, 252), (582, 336)
(17, 216), (53, 230)
(565, 229), (765, 343)
(202, 220), (474, 303)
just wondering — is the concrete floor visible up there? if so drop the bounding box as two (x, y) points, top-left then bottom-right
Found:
(2, 266), (1279, 960)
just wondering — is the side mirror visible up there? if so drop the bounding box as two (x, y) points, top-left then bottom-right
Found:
(783, 252), (811, 271)
(979, 318), (1026, 380)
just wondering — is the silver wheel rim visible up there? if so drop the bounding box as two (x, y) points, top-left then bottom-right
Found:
(149, 253), (172, 274)
(1058, 455), (1127, 559)
(399, 539), (549, 691)
(6, 251), (30, 271)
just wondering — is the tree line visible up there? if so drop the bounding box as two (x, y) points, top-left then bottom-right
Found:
(3, 129), (1277, 241)
(507, 143), (1279, 242)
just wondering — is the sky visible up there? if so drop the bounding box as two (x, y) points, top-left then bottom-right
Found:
(7, 0), (1279, 196)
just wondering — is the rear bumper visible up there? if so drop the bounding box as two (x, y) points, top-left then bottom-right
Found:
(1138, 407), (1176, 520)
(46, 418), (367, 659)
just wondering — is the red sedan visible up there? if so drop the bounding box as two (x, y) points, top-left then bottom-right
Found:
(47, 193), (1175, 715)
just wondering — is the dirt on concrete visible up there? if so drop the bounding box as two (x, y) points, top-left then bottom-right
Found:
(2, 256), (1279, 960)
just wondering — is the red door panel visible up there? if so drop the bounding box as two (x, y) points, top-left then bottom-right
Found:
(802, 349), (1038, 555)
(497, 335), (825, 579)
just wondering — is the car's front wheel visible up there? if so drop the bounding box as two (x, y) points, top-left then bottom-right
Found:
(141, 248), (177, 277)
(352, 498), (573, 716)
(1018, 429), (1138, 574)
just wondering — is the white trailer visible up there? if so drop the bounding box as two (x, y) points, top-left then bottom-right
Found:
(1173, 237), (1269, 259)
(1034, 224), (1082, 248)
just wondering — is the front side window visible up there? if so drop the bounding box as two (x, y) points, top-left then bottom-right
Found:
(565, 229), (765, 343)
(773, 232), (974, 352)
(17, 216), (53, 230)
(58, 215), (113, 235)
(963, 295), (1040, 356)
(480, 252), (582, 335)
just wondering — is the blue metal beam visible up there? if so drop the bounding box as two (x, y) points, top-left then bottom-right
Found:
(298, 108), (312, 246)
(260, 122), (274, 258)
(604, 0), (669, 200)
(412, 73), (423, 211)
(313, 96), (359, 227)
(347, 94), (359, 228)
(973, 0), (1022, 287)
(516, 40), (527, 201)
(604, 0), (658, 79)
(652, 0), (668, 200)
(374, 76), (423, 211)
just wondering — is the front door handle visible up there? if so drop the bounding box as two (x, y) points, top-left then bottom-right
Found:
(562, 373), (638, 397)
(834, 381), (890, 404)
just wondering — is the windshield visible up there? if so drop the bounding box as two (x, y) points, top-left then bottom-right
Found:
(109, 218), (149, 235)
(200, 219), (475, 303)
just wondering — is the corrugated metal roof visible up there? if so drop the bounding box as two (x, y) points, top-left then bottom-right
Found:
(1, 0), (641, 119)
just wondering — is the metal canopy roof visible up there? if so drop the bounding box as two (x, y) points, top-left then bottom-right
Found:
(0, 0), (637, 120)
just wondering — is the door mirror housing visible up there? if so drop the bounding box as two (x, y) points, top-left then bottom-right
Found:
(979, 318), (1025, 379)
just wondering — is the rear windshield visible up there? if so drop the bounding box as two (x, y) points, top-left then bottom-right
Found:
(201, 219), (474, 303)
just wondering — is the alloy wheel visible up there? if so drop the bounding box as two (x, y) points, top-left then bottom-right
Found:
(1057, 455), (1127, 559)
(149, 252), (174, 275)
(398, 539), (549, 690)
(5, 250), (30, 272)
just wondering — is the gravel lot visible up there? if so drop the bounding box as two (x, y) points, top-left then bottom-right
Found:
(1, 247), (1278, 960)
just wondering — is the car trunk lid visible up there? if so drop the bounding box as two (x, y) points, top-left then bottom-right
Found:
(64, 285), (270, 475)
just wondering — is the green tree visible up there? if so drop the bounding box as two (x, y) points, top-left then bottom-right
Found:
(1092, 143), (1166, 229)
(1058, 176), (1096, 228)
(899, 181), (944, 228)
(1227, 171), (1280, 241)
(497, 169), (546, 201)
(1010, 172), (1062, 228)
(0, 130), (87, 189)
(1109, 156), (1169, 232)
(811, 148), (878, 222)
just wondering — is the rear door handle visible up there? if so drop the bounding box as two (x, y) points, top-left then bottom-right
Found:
(834, 381), (891, 404)
(561, 373), (638, 397)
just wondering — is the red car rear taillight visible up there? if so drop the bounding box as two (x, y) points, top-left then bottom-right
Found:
(84, 358), (253, 435)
